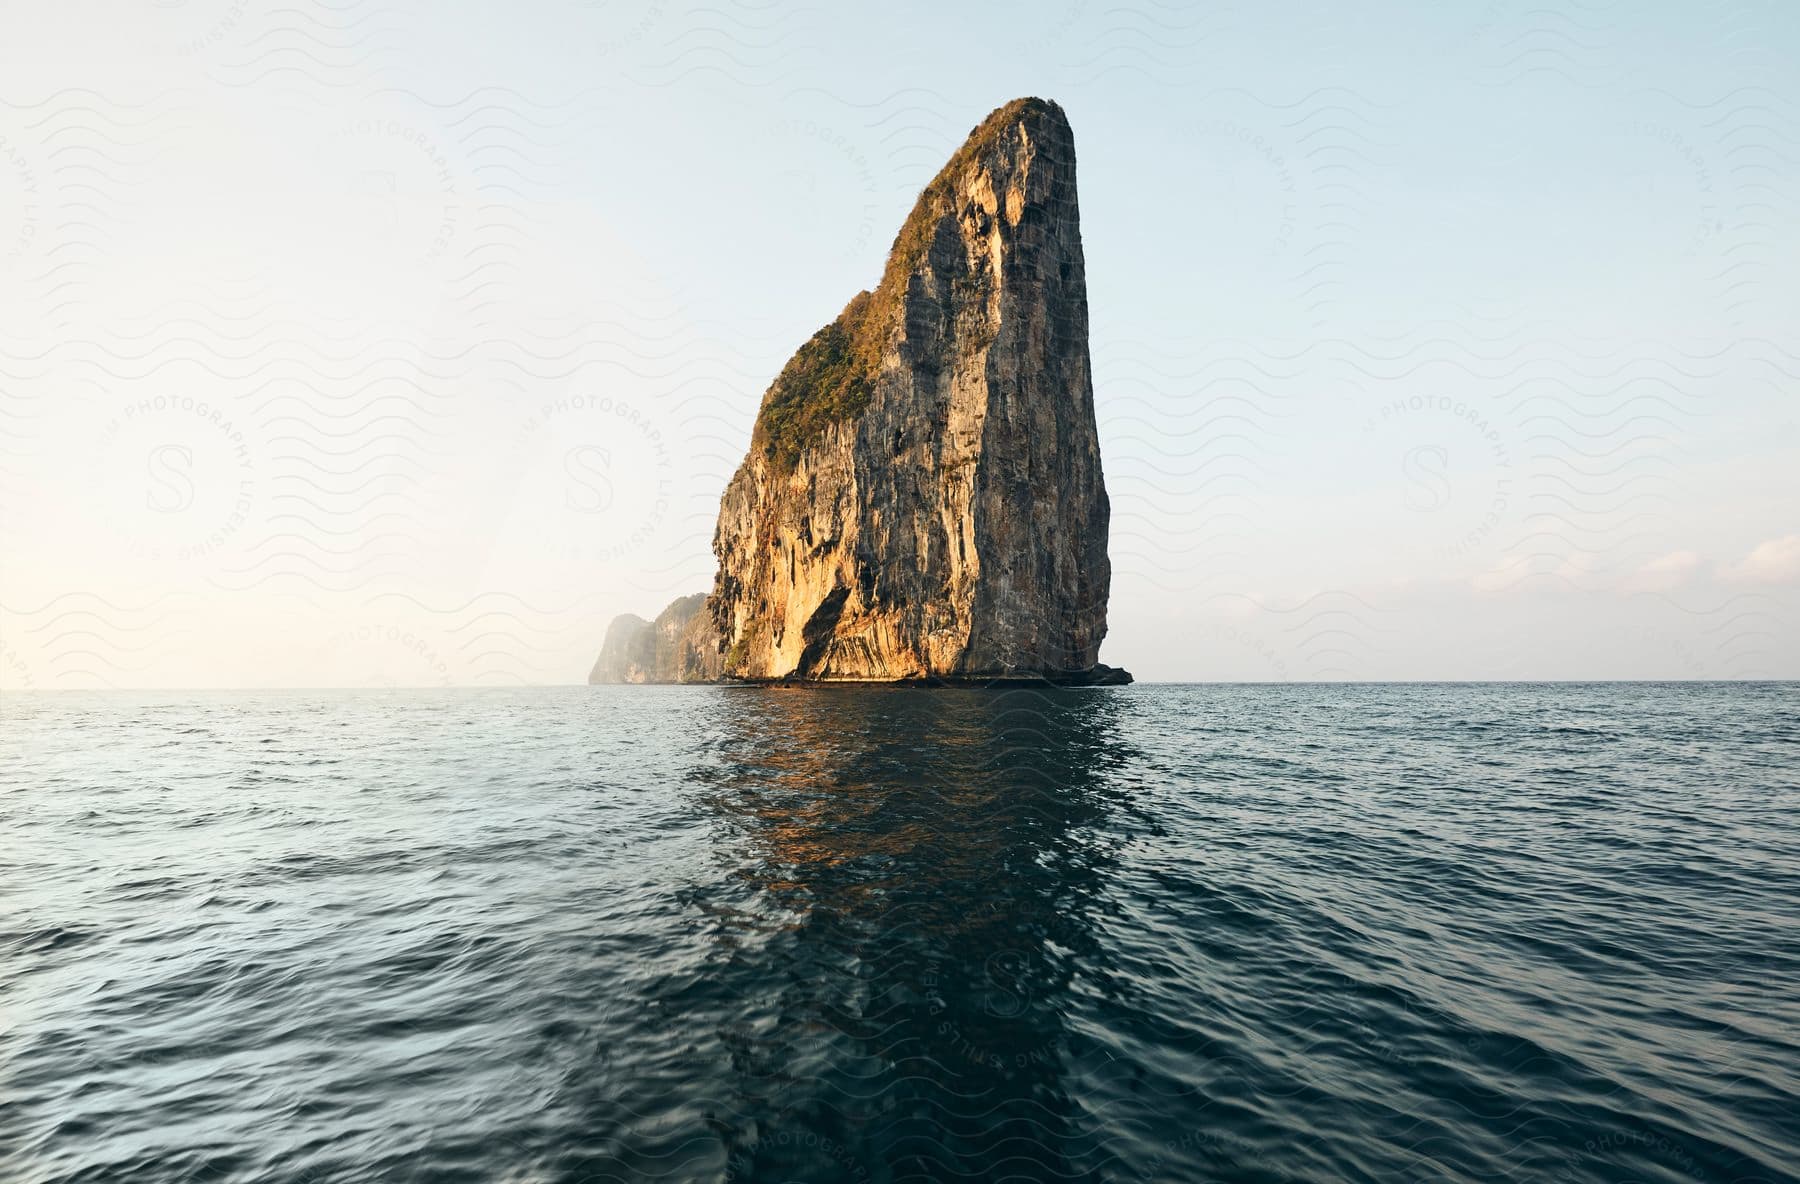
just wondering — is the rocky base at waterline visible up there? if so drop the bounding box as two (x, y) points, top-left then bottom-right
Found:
(590, 97), (1130, 688)
(588, 595), (1132, 685)
(879, 663), (1135, 688)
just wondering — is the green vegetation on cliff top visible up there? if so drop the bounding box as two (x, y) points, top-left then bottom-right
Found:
(755, 291), (877, 472)
(752, 98), (1061, 472)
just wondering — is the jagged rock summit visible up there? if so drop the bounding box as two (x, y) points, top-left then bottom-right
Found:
(590, 97), (1128, 686)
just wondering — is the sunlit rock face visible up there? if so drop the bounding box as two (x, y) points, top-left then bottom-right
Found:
(591, 97), (1126, 686)
(710, 97), (1119, 683)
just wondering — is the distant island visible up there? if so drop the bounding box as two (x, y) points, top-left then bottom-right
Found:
(592, 98), (1128, 686)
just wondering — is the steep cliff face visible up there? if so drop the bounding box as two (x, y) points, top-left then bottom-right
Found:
(589, 97), (1125, 686)
(587, 594), (721, 684)
(710, 97), (1118, 682)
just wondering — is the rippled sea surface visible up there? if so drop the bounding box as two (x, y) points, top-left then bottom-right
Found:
(3, 684), (1798, 1184)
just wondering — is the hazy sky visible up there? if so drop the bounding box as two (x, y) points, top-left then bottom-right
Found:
(2, 0), (1796, 687)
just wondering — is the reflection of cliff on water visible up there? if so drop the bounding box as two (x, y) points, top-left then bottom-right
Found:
(683, 686), (1145, 1183)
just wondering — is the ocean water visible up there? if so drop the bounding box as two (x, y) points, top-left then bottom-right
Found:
(2, 683), (1797, 1184)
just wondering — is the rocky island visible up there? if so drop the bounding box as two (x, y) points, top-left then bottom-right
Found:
(592, 97), (1129, 685)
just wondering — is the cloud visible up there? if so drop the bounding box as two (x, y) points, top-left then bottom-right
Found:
(1626, 549), (1701, 592)
(1722, 534), (1800, 586)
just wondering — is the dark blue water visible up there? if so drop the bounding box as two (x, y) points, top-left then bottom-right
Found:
(2, 683), (1797, 1183)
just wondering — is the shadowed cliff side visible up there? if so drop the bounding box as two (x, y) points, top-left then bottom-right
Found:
(591, 98), (1128, 687)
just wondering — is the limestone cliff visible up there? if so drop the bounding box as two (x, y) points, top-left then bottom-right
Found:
(590, 97), (1127, 686)
(587, 594), (721, 684)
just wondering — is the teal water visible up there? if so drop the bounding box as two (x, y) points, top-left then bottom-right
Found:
(2, 683), (1796, 1183)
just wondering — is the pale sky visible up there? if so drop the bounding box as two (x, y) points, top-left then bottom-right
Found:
(1, 0), (1796, 687)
